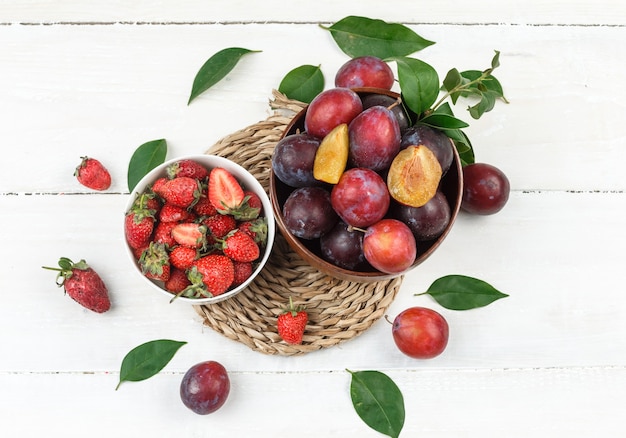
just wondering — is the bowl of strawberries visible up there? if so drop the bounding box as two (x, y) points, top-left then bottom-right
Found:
(124, 155), (275, 304)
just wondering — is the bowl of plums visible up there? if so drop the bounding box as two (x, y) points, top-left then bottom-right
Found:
(270, 80), (463, 283)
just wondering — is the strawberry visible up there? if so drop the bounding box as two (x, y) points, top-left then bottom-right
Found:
(139, 242), (170, 282)
(243, 190), (263, 214)
(166, 159), (209, 180)
(42, 257), (111, 313)
(277, 297), (308, 345)
(219, 229), (260, 262)
(208, 167), (245, 212)
(170, 245), (197, 270)
(190, 255), (234, 296)
(132, 243), (149, 260)
(153, 221), (177, 248)
(161, 176), (202, 208)
(203, 214), (237, 240)
(74, 156), (111, 191)
(238, 217), (268, 246)
(125, 208), (155, 250)
(159, 203), (191, 223)
(232, 261), (253, 287)
(151, 177), (168, 198)
(171, 222), (207, 248)
(164, 267), (191, 294)
(192, 195), (218, 217)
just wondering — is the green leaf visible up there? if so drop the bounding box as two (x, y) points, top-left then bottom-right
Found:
(320, 16), (434, 59)
(278, 64), (324, 104)
(127, 139), (167, 192)
(419, 113), (469, 130)
(444, 129), (475, 165)
(468, 90), (498, 119)
(348, 369), (405, 438)
(396, 57), (439, 116)
(116, 339), (187, 390)
(442, 68), (463, 103)
(459, 70), (506, 100)
(419, 275), (509, 310)
(491, 50), (501, 69)
(188, 47), (261, 104)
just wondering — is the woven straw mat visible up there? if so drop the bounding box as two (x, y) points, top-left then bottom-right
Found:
(194, 90), (404, 356)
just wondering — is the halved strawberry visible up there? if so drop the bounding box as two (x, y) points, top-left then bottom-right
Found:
(171, 223), (207, 249)
(208, 167), (245, 212)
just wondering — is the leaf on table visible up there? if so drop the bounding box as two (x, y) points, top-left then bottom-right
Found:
(127, 138), (167, 192)
(347, 369), (405, 438)
(116, 339), (187, 390)
(419, 274), (509, 310)
(320, 16), (434, 59)
(278, 64), (324, 104)
(188, 47), (261, 105)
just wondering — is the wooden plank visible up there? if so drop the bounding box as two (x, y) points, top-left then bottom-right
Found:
(0, 366), (623, 436)
(0, 0), (623, 25)
(4, 190), (625, 371)
(0, 24), (625, 193)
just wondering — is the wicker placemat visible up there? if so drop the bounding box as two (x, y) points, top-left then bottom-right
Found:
(193, 90), (404, 356)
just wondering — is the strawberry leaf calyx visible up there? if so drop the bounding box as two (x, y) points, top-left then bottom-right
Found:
(41, 257), (90, 287)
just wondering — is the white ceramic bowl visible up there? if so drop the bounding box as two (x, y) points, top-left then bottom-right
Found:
(124, 154), (275, 304)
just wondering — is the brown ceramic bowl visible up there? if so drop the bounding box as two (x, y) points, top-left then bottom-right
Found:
(269, 88), (463, 283)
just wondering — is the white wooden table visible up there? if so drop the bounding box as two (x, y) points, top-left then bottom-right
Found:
(2, 2), (625, 436)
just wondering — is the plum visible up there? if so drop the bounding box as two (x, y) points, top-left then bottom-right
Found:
(461, 162), (510, 215)
(348, 106), (401, 171)
(361, 93), (410, 131)
(392, 307), (449, 359)
(320, 221), (371, 271)
(362, 218), (416, 274)
(334, 56), (395, 90)
(401, 125), (454, 176)
(180, 361), (230, 415)
(283, 186), (338, 240)
(330, 168), (390, 228)
(304, 87), (363, 139)
(392, 191), (451, 241)
(272, 133), (321, 188)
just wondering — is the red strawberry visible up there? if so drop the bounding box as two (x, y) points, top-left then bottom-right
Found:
(152, 177), (168, 198)
(171, 222), (207, 248)
(74, 156), (111, 191)
(132, 243), (149, 260)
(139, 242), (170, 282)
(191, 255), (234, 296)
(125, 209), (155, 250)
(203, 214), (237, 240)
(159, 203), (191, 223)
(277, 297), (308, 345)
(243, 190), (263, 214)
(161, 176), (202, 208)
(170, 245), (197, 270)
(192, 195), (218, 217)
(166, 159), (209, 180)
(42, 257), (111, 313)
(232, 261), (253, 286)
(208, 167), (244, 212)
(220, 229), (260, 262)
(164, 267), (191, 294)
(153, 221), (177, 248)
(238, 217), (268, 246)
